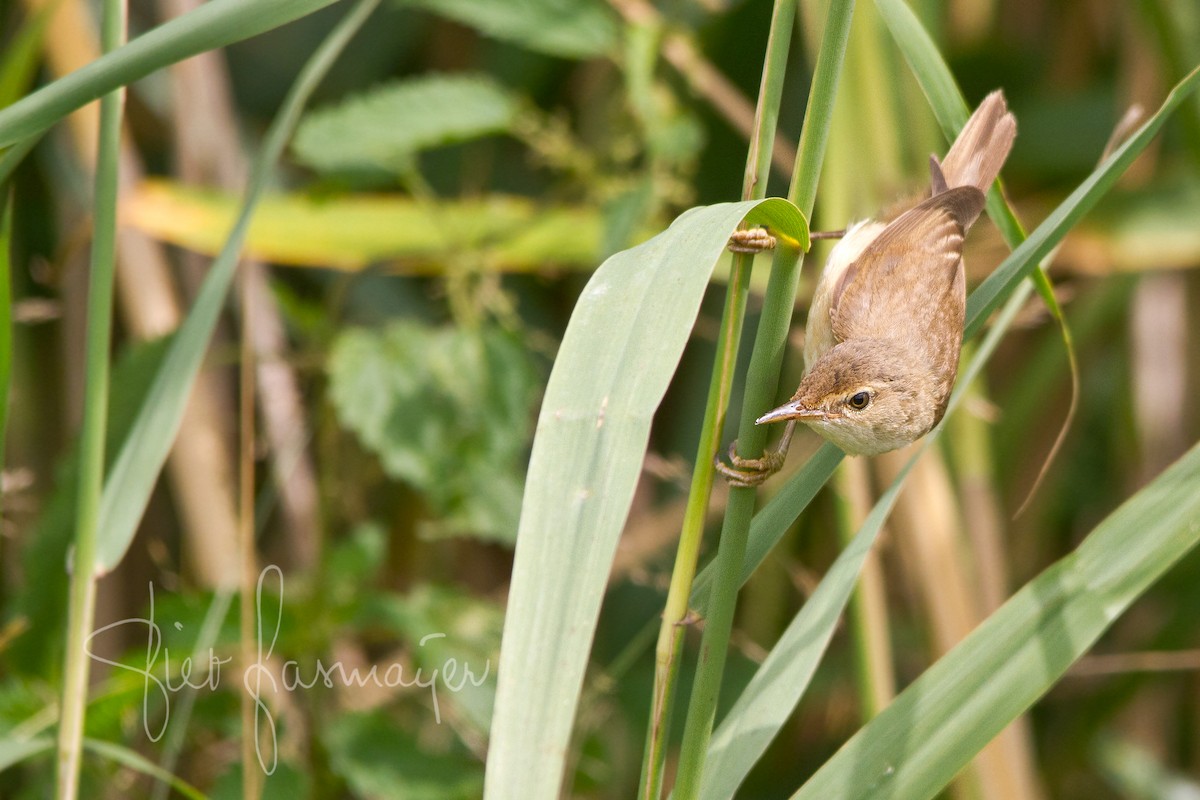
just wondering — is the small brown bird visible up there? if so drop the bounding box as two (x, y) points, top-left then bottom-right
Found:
(728, 91), (1016, 482)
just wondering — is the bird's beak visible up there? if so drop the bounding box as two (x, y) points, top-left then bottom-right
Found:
(755, 401), (825, 425)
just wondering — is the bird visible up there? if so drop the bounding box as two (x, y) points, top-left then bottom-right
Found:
(723, 91), (1016, 484)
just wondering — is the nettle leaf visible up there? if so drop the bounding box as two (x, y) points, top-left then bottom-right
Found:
(328, 322), (539, 544)
(293, 74), (520, 175)
(393, 0), (618, 59)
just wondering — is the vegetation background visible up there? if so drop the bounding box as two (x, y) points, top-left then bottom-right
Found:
(0, 0), (1198, 797)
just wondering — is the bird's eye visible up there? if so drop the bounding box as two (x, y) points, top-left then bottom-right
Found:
(848, 391), (870, 410)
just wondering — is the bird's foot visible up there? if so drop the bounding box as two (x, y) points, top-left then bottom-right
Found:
(714, 421), (795, 488)
(714, 441), (787, 488)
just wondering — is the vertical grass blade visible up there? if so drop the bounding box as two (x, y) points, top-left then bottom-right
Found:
(641, 1), (798, 794)
(55, 0), (126, 793)
(673, 4), (853, 796)
(483, 199), (806, 800)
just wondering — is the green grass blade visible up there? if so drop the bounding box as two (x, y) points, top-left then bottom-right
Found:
(482, 198), (807, 800)
(965, 64), (1200, 338)
(697, 454), (911, 800)
(0, 736), (52, 773)
(688, 443), (843, 612)
(56, 0), (126, 789)
(0, 0), (339, 148)
(93, 0), (381, 573)
(872, 0), (968, 134)
(792, 438), (1200, 799)
(83, 739), (206, 800)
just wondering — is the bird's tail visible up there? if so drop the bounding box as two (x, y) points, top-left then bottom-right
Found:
(937, 90), (1017, 194)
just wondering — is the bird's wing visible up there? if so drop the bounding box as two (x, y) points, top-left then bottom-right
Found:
(829, 185), (984, 343)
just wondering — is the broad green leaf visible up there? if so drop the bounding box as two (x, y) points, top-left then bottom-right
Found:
(328, 322), (539, 544)
(122, 180), (620, 272)
(93, 0), (380, 573)
(394, 0), (619, 59)
(482, 197), (807, 800)
(293, 74), (521, 174)
(792, 438), (1200, 799)
(0, 0), (340, 148)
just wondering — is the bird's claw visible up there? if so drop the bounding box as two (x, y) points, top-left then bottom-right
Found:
(714, 440), (786, 488)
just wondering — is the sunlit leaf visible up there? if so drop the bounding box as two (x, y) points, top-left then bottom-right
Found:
(483, 197), (808, 799)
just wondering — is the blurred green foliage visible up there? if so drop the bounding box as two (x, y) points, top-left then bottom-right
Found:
(0, 0), (1198, 797)
(293, 74), (522, 177)
(328, 322), (539, 543)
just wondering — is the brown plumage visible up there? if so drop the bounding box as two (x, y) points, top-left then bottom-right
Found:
(756, 91), (1016, 456)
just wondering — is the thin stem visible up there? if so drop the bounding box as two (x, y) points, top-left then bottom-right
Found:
(239, 197), (260, 799)
(637, 2), (797, 796)
(55, 0), (126, 795)
(672, 2), (855, 796)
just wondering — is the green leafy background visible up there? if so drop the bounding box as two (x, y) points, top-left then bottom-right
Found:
(1, 0), (1199, 798)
